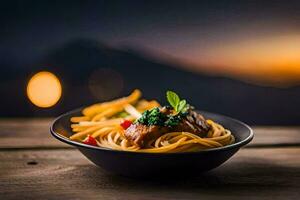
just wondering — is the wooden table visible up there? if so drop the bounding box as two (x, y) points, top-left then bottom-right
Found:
(1, 119), (300, 200)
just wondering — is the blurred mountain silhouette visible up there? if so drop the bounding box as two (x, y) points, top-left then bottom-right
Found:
(1, 38), (300, 125)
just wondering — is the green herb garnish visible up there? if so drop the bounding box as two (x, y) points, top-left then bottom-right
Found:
(136, 91), (189, 127)
(137, 107), (167, 126)
(164, 115), (182, 127)
(166, 91), (188, 114)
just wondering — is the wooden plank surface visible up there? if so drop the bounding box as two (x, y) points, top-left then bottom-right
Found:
(0, 118), (69, 148)
(1, 147), (299, 200)
(251, 126), (300, 147)
(0, 119), (300, 148)
(1, 119), (300, 199)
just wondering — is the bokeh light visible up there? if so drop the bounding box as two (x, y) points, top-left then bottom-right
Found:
(27, 71), (62, 108)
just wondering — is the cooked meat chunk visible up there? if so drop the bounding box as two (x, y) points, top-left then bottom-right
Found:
(183, 109), (210, 134)
(125, 124), (169, 147)
(161, 107), (210, 134)
(175, 119), (200, 134)
(125, 108), (211, 147)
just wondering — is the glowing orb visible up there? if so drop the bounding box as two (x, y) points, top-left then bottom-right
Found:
(27, 71), (62, 108)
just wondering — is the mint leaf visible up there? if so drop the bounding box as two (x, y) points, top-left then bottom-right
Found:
(181, 104), (189, 113)
(177, 100), (186, 113)
(166, 91), (180, 111)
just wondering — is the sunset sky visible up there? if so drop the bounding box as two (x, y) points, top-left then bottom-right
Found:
(1, 0), (300, 86)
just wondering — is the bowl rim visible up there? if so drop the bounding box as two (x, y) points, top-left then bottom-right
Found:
(50, 108), (254, 155)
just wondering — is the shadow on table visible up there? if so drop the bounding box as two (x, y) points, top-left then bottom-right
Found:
(84, 158), (298, 189)
(10, 157), (297, 199)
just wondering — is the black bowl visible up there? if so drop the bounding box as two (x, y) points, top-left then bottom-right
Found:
(50, 109), (253, 177)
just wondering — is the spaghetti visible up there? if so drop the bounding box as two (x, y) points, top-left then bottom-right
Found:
(70, 89), (234, 153)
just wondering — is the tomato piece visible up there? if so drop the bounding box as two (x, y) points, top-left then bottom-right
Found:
(83, 135), (98, 146)
(120, 120), (132, 130)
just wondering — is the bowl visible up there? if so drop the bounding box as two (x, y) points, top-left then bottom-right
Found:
(50, 108), (253, 177)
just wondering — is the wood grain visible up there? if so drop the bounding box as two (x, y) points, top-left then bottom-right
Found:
(1, 147), (299, 200)
(1, 119), (300, 199)
(251, 126), (300, 147)
(0, 119), (300, 148)
(0, 118), (69, 148)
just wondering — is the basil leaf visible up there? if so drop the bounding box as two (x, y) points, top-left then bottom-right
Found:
(166, 91), (180, 111)
(177, 100), (186, 113)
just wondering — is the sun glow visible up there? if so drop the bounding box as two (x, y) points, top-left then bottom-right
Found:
(27, 71), (62, 108)
(186, 34), (300, 85)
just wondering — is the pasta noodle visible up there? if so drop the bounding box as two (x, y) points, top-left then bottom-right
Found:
(70, 90), (234, 153)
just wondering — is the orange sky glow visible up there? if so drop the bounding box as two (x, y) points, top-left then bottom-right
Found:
(173, 33), (300, 86)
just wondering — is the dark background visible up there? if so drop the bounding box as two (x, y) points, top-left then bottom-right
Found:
(1, 0), (300, 125)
